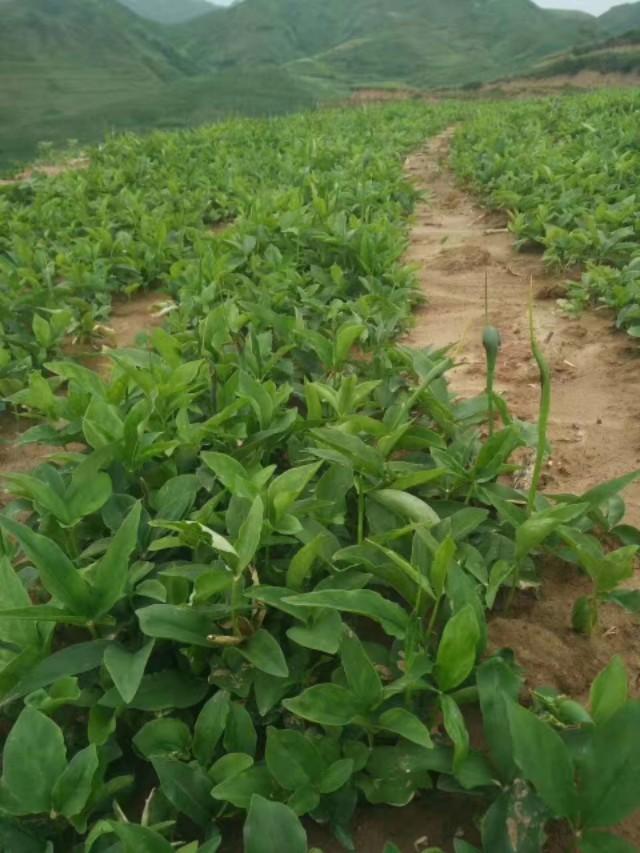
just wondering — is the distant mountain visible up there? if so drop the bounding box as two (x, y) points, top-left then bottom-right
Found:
(0, 0), (317, 169)
(599, 2), (640, 35)
(0, 0), (194, 76)
(118, 0), (213, 24)
(176, 0), (603, 88)
(0, 0), (623, 171)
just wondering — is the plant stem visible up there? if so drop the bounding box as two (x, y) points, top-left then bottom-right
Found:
(425, 593), (442, 642)
(527, 278), (551, 515)
(357, 476), (365, 544)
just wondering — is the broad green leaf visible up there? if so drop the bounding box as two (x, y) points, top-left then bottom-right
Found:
(508, 703), (577, 819)
(133, 718), (192, 758)
(481, 784), (548, 853)
(284, 684), (361, 726)
(238, 629), (289, 678)
(310, 427), (384, 477)
(431, 535), (456, 598)
(3, 640), (108, 706)
(235, 496), (264, 571)
(435, 605), (480, 692)
(477, 657), (522, 782)
(578, 470), (640, 510)
(0, 556), (39, 666)
(104, 639), (154, 704)
(441, 695), (469, 772)
(579, 701), (640, 828)
(286, 531), (338, 591)
(334, 323), (366, 366)
(318, 758), (354, 794)
(100, 670), (208, 710)
(224, 702), (257, 756)
(378, 708), (433, 748)
(193, 690), (231, 766)
(201, 451), (256, 499)
(151, 757), (213, 827)
(137, 604), (213, 647)
(153, 474), (200, 521)
(92, 502), (141, 615)
(0, 818), (49, 853)
(515, 503), (589, 561)
(0, 517), (94, 617)
(243, 795), (307, 853)
(268, 463), (321, 521)
(590, 656), (628, 725)
(265, 727), (323, 790)
(0, 606), (93, 626)
(287, 608), (342, 653)
(2, 473), (69, 524)
(25, 675), (81, 714)
(209, 753), (254, 785)
(211, 766), (274, 809)
(66, 460), (112, 524)
(2, 707), (67, 814)
(370, 489), (440, 526)
(107, 822), (173, 853)
(52, 744), (99, 818)
(389, 468), (447, 491)
(284, 589), (408, 639)
(82, 398), (124, 449)
(366, 540), (434, 601)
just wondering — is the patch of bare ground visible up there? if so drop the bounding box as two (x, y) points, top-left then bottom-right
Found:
(404, 128), (640, 848)
(478, 69), (640, 97)
(348, 88), (417, 104)
(220, 796), (481, 853)
(75, 291), (171, 376)
(0, 157), (89, 186)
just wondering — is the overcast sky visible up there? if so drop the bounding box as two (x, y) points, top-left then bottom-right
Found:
(206, 0), (622, 11)
(533, 0), (619, 12)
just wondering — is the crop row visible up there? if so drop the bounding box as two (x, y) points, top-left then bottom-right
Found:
(451, 90), (640, 337)
(0, 102), (639, 853)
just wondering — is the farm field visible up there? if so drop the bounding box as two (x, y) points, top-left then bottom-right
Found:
(0, 95), (640, 853)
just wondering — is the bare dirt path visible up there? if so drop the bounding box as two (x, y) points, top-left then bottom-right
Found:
(405, 128), (640, 525)
(403, 129), (640, 848)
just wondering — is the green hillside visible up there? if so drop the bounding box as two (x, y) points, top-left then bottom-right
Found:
(600, 1), (640, 35)
(0, 0), (624, 172)
(0, 0), (322, 169)
(118, 0), (213, 24)
(177, 0), (603, 88)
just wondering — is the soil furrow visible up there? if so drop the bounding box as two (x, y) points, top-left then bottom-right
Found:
(405, 128), (640, 525)
(403, 128), (640, 849)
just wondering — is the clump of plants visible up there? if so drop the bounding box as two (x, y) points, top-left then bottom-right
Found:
(0, 100), (639, 853)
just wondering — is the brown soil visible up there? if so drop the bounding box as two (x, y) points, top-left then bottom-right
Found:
(220, 796), (481, 853)
(348, 88), (416, 104)
(475, 69), (640, 97)
(404, 128), (640, 848)
(405, 128), (640, 525)
(0, 157), (89, 186)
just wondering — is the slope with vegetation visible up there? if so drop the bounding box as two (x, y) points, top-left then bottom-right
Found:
(0, 0), (324, 170)
(0, 0), (626, 169)
(175, 0), (603, 89)
(119, 0), (214, 24)
(600, 1), (640, 35)
(1, 97), (640, 853)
